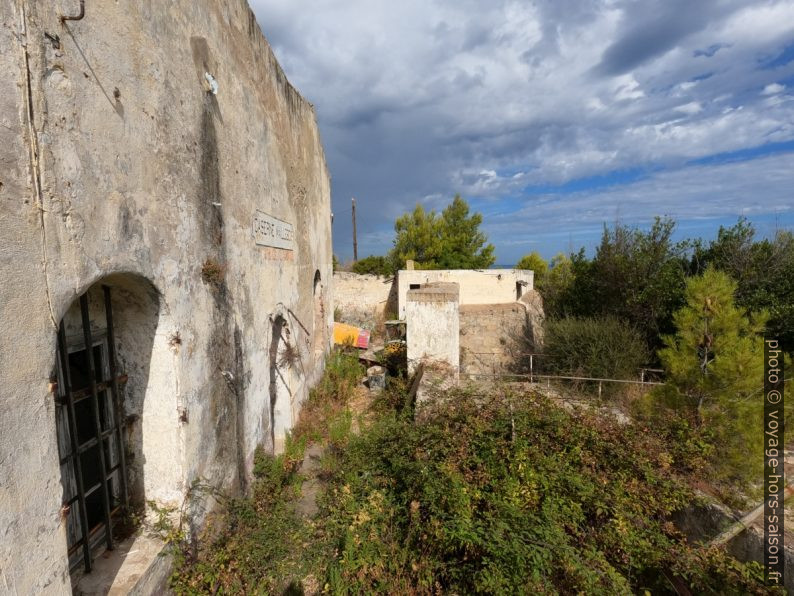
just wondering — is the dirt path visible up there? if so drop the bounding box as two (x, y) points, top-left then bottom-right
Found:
(295, 382), (373, 519)
(295, 444), (325, 518)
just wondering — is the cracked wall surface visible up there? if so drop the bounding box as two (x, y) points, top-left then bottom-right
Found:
(0, 1), (332, 592)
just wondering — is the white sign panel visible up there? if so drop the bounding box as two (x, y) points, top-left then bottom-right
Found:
(253, 210), (294, 250)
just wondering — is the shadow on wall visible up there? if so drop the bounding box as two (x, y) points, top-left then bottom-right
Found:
(385, 277), (399, 319)
(105, 274), (163, 508)
(269, 315), (294, 451)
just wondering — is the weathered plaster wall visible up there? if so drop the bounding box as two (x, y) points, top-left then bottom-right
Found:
(0, 1), (332, 593)
(406, 283), (460, 375)
(333, 271), (396, 328)
(397, 269), (533, 319)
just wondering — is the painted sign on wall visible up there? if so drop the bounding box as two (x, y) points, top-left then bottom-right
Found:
(253, 210), (294, 250)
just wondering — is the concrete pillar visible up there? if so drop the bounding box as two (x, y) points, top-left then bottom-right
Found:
(406, 283), (459, 375)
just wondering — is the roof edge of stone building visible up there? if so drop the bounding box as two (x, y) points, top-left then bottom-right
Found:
(239, 0), (319, 119)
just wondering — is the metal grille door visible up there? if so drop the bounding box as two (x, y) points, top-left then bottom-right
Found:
(55, 286), (129, 573)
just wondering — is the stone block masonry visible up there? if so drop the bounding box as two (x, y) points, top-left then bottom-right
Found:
(459, 290), (544, 376)
(459, 303), (527, 375)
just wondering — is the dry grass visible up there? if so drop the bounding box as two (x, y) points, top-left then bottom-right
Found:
(200, 258), (225, 286)
(292, 349), (364, 443)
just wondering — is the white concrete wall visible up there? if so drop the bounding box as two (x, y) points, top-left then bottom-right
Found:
(333, 271), (396, 328)
(406, 284), (460, 374)
(0, 1), (332, 592)
(397, 269), (533, 319)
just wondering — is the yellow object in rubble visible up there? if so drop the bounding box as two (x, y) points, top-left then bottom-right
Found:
(333, 322), (370, 349)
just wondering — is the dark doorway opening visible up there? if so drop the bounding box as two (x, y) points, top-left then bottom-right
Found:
(55, 287), (129, 575)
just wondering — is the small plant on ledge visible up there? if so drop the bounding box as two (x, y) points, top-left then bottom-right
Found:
(200, 258), (225, 286)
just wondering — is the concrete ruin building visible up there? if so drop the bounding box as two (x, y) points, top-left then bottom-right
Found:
(0, 1), (332, 592)
(335, 267), (544, 376)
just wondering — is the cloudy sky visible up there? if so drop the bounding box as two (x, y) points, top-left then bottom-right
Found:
(250, 0), (794, 264)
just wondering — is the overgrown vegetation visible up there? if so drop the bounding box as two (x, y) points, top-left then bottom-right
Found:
(351, 254), (394, 276)
(164, 351), (364, 593)
(517, 221), (792, 497)
(380, 341), (408, 378)
(550, 217), (690, 353)
(167, 441), (316, 594)
(165, 214), (792, 594)
(539, 216), (793, 360)
(163, 349), (775, 595)
(537, 315), (648, 387)
(514, 251), (547, 278)
(293, 348), (364, 442)
(692, 219), (794, 353)
(323, 390), (770, 594)
(636, 268), (792, 493)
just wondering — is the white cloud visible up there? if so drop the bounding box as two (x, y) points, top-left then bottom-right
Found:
(483, 151), (794, 260)
(763, 82), (786, 95)
(674, 101), (703, 114)
(249, 0), (794, 257)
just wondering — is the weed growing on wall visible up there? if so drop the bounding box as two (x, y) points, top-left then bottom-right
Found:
(200, 258), (225, 286)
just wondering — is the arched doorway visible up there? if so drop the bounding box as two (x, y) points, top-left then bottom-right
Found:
(53, 274), (164, 576)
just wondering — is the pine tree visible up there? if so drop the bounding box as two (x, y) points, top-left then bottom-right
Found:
(515, 252), (548, 275)
(656, 268), (767, 486)
(437, 195), (494, 269)
(388, 195), (494, 270)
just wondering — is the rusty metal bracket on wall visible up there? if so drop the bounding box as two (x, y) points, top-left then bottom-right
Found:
(60, 0), (85, 23)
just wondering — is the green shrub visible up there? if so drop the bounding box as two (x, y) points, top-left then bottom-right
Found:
(322, 390), (769, 594)
(541, 316), (648, 386)
(293, 348), (363, 442)
(649, 268), (792, 494)
(351, 255), (394, 276)
(381, 341), (407, 377)
(170, 471), (314, 593)
(167, 356), (772, 595)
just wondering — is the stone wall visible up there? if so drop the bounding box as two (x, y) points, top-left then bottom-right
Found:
(459, 304), (525, 375)
(333, 271), (396, 329)
(397, 269), (533, 319)
(0, 1), (331, 592)
(459, 290), (544, 376)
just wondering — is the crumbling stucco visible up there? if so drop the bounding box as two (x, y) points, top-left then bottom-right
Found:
(333, 271), (397, 329)
(0, 1), (332, 592)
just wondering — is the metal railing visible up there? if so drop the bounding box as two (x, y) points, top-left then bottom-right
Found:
(464, 351), (665, 398)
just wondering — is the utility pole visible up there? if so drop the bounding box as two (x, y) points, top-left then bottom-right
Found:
(351, 197), (358, 262)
